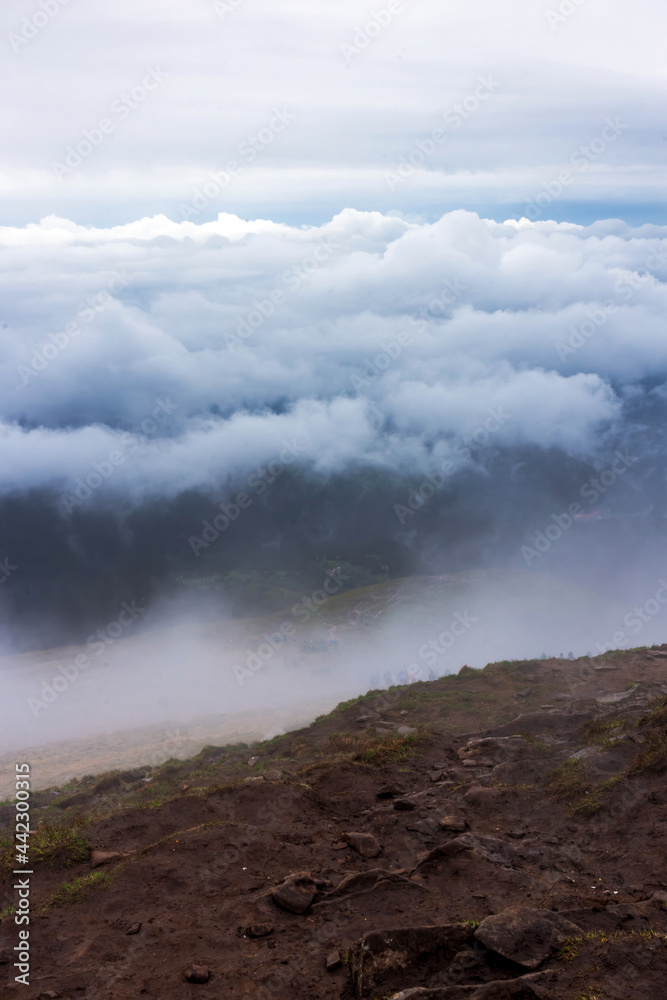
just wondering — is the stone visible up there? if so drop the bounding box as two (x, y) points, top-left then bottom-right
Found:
(397, 726), (417, 735)
(326, 949), (342, 971)
(429, 770), (444, 782)
(377, 784), (402, 799)
(37, 993), (61, 1000)
(439, 815), (467, 832)
(126, 922), (141, 935)
(184, 964), (210, 983)
(393, 798), (417, 811)
(248, 755), (260, 766)
(264, 770), (284, 781)
(474, 906), (582, 969)
(246, 923), (273, 938)
(407, 818), (439, 836)
(347, 923), (471, 997)
(91, 850), (122, 868)
(244, 775), (265, 783)
(343, 832), (382, 859)
(464, 785), (502, 807)
(272, 872), (317, 914)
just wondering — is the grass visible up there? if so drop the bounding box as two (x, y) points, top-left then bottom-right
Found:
(44, 871), (111, 911)
(520, 734), (555, 756)
(545, 760), (590, 802)
(629, 728), (667, 773)
(326, 729), (432, 765)
(0, 821), (91, 875)
(579, 717), (626, 749)
(0, 903), (15, 920)
(560, 927), (666, 963)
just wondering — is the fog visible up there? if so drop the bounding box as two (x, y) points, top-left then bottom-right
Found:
(1, 208), (666, 777)
(3, 560), (666, 789)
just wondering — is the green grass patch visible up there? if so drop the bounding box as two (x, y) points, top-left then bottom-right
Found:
(0, 821), (91, 875)
(44, 871), (111, 910)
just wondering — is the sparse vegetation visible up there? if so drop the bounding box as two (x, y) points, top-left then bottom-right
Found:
(545, 759), (590, 801)
(629, 728), (667, 773)
(44, 871), (111, 910)
(579, 717), (626, 749)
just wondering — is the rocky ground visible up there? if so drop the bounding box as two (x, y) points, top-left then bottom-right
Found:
(2, 645), (667, 999)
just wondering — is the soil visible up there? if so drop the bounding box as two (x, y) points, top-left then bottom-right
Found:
(2, 646), (667, 999)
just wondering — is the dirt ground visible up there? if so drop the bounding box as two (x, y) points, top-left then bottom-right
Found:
(2, 646), (667, 998)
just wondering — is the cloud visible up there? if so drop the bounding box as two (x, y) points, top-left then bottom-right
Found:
(0, 0), (665, 224)
(0, 208), (665, 503)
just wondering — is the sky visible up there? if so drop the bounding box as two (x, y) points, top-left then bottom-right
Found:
(0, 0), (666, 227)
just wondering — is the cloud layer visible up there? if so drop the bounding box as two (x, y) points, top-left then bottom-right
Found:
(0, 208), (666, 504)
(0, 0), (665, 224)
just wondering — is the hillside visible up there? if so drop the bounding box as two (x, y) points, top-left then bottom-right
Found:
(2, 645), (667, 998)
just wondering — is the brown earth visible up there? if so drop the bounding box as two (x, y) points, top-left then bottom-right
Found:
(2, 646), (667, 998)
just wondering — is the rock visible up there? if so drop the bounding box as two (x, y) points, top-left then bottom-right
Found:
(244, 776), (265, 783)
(393, 798), (417, 811)
(264, 770), (284, 781)
(377, 784), (402, 799)
(326, 949), (342, 971)
(439, 815), (467, 832)
(429, 770), (444, 782)
(37, 993), (60, 1000)
(184, 964), (210, 983)
(126, 922), (141, 935)
(474, 906), (582, 969)
(343, 832), (382, 858)
(272, 872), (317, 914)
(407, 818), (439, 836)
(389, 976), (546, 999)
(91, 850), (122, 868)
(248, 755), (260, 766)
(597, 686), (638, 704)
(356, 714), (374, 724)
(246, 923), (274, 938)
(649, 891), (667, 906)
(397, 726), (417, 735)
(464, 785), (502, 807)
(400, 710), (409, 715)
(347, 923), (471, 998)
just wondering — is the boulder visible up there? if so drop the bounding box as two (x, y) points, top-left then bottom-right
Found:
(184, 964), (210, 984)
(474, 906), (581, 969)
(272, 872), (317, 914)
(348, 923), (472, 998)
(343, 832), (382, 858)
(440, 815), (467, 832)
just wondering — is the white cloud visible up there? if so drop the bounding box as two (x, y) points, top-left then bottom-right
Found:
(0, 208), (664, 500)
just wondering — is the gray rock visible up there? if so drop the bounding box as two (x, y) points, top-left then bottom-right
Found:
(343, 832), (382, 858)
(474, 906), (581, 969)
(272, 872), (317, 914)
